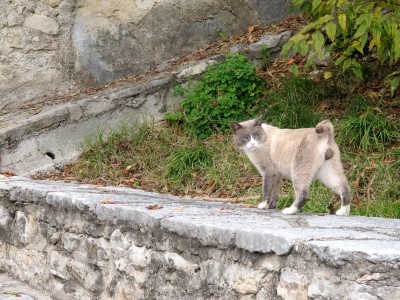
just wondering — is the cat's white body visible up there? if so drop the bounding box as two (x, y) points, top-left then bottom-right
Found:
(232, 117), (351, 216)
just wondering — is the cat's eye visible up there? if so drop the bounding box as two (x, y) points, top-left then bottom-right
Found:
(242, 136), (250, 142)
(253, 134), (259, 139)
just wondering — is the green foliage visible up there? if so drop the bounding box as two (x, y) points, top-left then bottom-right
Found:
(343, 150), (400, 218)
(166, 52), (265, 138)
(260, 44), (271, 70)
(337, 108), (400, 151)
(283, 0), (400, 92)
(260, 76), (343, 128)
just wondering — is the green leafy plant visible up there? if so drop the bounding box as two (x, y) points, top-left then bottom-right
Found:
(282, 0), (400, 93)
(260, 44), (271, 70)
(166, 52), (265, 138)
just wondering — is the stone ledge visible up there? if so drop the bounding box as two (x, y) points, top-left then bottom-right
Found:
(0, 55), (225, 175)
(0, 176), (399, 299)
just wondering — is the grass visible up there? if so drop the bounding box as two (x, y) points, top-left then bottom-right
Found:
(72, 123), (261, 198)
(47, 72), (400, 219)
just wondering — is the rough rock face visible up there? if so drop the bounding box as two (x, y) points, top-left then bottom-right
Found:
(0, 176), (399, 299)
(0, 0), (291, 115)
(0, 0), (77, 115)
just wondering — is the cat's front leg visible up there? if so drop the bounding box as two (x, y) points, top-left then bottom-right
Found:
(258, 173), (277, 210)
(267, 175), (281, 209)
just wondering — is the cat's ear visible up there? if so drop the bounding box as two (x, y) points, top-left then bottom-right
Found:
(231, 122), (242, 132)
(254, 115), (263, 126)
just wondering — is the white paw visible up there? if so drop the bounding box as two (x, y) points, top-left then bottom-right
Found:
(336, 205), (350, 216)
(282, 206), (298, 215)
(258, 202), (269, 210)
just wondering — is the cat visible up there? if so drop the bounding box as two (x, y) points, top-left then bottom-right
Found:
(231, 115), (351, 216)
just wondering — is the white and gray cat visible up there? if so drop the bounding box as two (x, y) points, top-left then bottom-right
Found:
(231, 116), (351, 215)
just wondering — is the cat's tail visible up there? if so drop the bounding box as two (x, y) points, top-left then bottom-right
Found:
(316, 120), (335, 160)
(315, 120), (334, 135)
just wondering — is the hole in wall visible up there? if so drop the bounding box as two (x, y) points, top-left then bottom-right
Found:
(46, 151), (56, 160)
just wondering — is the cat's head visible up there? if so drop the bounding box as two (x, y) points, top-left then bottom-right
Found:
(231, 115), (266, 150)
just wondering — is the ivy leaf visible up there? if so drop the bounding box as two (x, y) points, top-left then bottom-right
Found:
(312, 0), (321, 12)
(343, 58), (352, 71)
(352, 67), (363, 80)
(335, 54), (347, 66)
(325, 21), (337, 42)
(338, 14), (347, 31)
(299, 40), (309, 55)
(324, 71), (332, 79)
(312, 31), (325, 51)
(354, 25), (368, 39)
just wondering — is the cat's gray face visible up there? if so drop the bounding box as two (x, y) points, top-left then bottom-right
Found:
(231, 116), (266, 150)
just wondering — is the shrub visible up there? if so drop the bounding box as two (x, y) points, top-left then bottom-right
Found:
(166, 52), (265, 138)
(282, 0), (400, 94)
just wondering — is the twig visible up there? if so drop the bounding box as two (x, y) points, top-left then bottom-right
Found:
(198, 195), (261, 203)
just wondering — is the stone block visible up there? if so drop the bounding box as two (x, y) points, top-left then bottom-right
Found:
(277, 268), (308, 300)
(23, 15), (59, 35)
(15, 211), (35, 245)
(233, 269), (267, 295)
(0, 205), (11, 227)
(248, 31), (292, 58)
(49, 251), (70, 280)
(110, 229), (152, 271)
(67, 260), (103, 292)
(176, 59), (217, 79)
(161, 251), (199, 273)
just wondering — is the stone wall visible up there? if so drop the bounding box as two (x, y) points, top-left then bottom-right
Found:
(1, 176), (399, 299)
(0, 0), (290, 115)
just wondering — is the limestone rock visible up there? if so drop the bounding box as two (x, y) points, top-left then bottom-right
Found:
(0, 205), (11, 227)
(248, 31), (292, 58)
(23, 15), (59, 35)
(43, 0), (60, 7)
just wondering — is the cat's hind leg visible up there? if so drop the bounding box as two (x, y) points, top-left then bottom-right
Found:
(317, 159), (351, 216)
(282, 183), (310, 215)
(282, 151), (317, 215)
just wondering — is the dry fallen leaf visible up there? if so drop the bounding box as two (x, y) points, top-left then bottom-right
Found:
(0, 171), (16, 177)
(210, 212), (219, 216)
(240, 204), (258, 208)
(3, 291), (22, 297)
(352, 176), (360, 189)
(352, 197), (362, 205)
(171, 207), (186, 211)
(286, 57), (296, 65)
(146, 204), (163, 210)
(102, 198), (117, 204)
(247, 25), (255, 34)
(125, 165), (134, 171)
